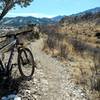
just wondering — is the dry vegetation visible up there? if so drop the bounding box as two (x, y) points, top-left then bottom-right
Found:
(42, 15), (100, 99)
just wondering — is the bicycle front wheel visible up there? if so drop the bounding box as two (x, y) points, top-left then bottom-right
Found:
(18, 48), (36, 78)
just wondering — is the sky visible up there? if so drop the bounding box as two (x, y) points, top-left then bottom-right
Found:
(6, 0), (100, 18)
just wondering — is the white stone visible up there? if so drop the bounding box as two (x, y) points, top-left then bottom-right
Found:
(1, 96), (7, 100)
(25, 90), (31, 94)
(14, 96), (21, 100)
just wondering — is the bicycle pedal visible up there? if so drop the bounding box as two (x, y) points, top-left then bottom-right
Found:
(23, 63), (27, 65)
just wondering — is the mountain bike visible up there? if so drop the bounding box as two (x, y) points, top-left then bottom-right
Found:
(0, 32), (36, 79)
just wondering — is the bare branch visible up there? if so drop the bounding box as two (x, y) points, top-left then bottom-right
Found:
(0, 0), (33, 21)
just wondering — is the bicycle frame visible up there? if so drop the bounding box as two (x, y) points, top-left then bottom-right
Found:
(0, 37), (18, 77)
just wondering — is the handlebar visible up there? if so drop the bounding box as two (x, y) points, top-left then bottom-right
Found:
(0, 29), (32, 38)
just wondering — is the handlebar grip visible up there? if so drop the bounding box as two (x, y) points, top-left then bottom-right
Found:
(0, 34), (14, 38)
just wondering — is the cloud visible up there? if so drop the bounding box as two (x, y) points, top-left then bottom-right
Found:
(6, 12), (55, 18)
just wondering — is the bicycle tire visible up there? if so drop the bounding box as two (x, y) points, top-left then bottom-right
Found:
(18, 48), (36, 78)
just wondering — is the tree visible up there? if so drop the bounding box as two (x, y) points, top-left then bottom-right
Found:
(0, 0), (33, 21)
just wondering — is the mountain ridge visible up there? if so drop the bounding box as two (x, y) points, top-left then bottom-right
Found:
(60, 7), (100, 24)
(0, 16), (56, 28)
(0, 7), (100, 28)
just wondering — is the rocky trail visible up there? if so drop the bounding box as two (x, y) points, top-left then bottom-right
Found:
(19, 39), (90, 100)
(0, 39), (96, 100)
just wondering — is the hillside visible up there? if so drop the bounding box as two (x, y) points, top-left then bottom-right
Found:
(59, 7), (100, 36)
(60, 7), (100, 23)
(42, 7), (100, 100)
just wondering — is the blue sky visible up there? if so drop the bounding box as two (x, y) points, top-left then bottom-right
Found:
(7, 0), (100, 18)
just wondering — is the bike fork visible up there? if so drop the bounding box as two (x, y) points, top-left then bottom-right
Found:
(6, 46), (15, 78)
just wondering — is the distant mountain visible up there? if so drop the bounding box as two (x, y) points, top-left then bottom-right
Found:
(52, 16), (65, 22)
(60, 7), (100, 24)
(0, 16), (59, 28)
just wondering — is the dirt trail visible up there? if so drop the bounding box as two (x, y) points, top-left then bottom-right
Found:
(26, 39), (89, 100)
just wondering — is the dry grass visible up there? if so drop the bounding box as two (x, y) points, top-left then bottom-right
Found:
(43, 31), (100, 96)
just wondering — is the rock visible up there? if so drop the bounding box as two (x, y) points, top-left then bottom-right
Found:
(1, 95), (21, 100)
(14, 96), (21, 100)
(25, 90), (31, 94)
(1, 96), (7, 100)
(41, 79), (48, 85)
(33, 95), (38, 99)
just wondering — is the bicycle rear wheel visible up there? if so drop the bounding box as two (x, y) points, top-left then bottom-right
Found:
(18, 48), (36, 78)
